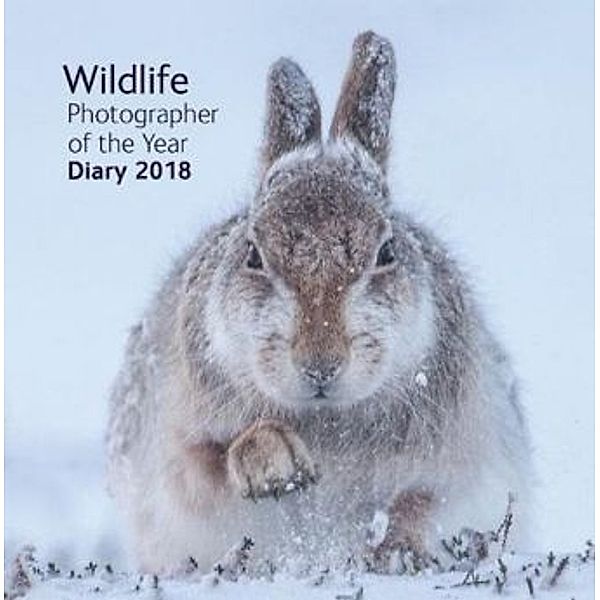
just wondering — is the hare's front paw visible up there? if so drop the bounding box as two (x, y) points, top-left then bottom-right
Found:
(227, 420), (318, 500)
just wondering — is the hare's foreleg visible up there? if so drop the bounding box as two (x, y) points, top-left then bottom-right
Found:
(227, 419), (319, 500)
(367, 489), (435, 572)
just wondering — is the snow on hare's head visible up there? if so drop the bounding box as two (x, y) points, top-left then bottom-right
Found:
(209, 32), (434, 409)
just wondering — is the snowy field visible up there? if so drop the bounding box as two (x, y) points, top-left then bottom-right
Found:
(5, 0), (593, 597)
(6, 552), (597, 600)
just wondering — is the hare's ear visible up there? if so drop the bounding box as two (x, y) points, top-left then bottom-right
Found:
(330, 31), (396, 170)
(261, 58), (322, 172)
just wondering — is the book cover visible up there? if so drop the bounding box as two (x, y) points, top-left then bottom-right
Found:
(5, 1), (594, 597)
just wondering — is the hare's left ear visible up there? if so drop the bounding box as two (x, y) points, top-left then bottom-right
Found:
(261, 58), (322, 173)
(330, 31), (396, 170)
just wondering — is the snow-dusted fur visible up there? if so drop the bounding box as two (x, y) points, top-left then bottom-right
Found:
(106, 32), (532, 574)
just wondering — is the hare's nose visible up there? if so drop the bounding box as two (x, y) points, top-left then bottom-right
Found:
(299, 357), (343, 390)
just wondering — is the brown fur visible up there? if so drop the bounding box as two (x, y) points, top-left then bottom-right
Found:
(330, 31), (396, 168)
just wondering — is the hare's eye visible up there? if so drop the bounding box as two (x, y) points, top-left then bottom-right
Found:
(376, 239), (395, 267)
(246, 242), (264, 270)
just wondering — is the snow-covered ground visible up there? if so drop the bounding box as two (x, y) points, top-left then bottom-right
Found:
(5, 0), (593, 597)
(6, 538), (596, 599)
(7, 558), (598, 600)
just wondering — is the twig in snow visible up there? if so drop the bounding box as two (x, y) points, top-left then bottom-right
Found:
(548, 556), (569, 587)
(212, 536), (255, 581)
(526, 575), (534, 597)
(450, 569), (491, 588)
(494, 558), (508, 593)
(493, 494), (514, 551)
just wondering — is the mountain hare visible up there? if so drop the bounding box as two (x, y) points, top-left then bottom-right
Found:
(107, 31), (531, 574)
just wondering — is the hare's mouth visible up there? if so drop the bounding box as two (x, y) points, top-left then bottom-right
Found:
(313, 387), (329, 400)
(306, 383), (345, 404)
(305, 378), (339, 402)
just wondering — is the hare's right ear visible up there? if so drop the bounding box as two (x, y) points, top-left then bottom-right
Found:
(261, 58), (322, 173)
(330, 31), (396, 170)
